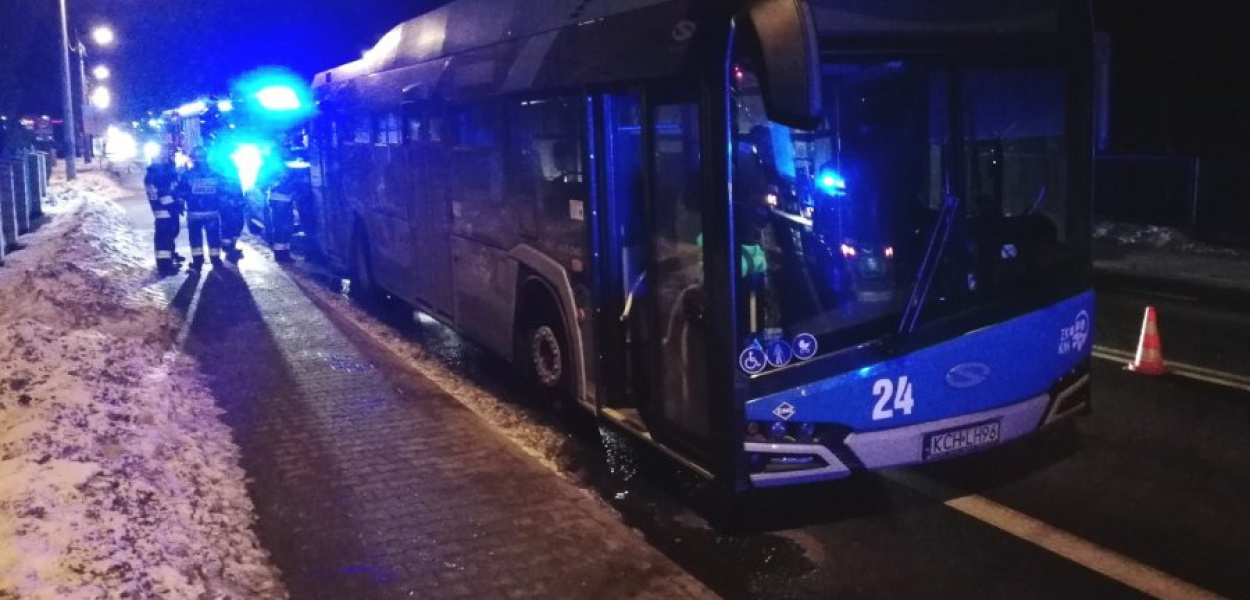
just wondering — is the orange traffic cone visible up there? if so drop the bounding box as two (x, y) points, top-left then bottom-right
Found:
(1128, 306), (1167, 375)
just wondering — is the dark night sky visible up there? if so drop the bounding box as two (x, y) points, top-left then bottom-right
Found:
(1, 0), (449, 116)
(2, 1), (1248, 156)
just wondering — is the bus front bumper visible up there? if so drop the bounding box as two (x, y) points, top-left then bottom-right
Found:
(746, 375), (1089, 488)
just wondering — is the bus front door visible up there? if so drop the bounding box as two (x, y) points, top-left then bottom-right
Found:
(603, 92), (713, 465)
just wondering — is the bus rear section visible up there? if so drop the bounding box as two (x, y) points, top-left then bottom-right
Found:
(729, 0), (1095, 487)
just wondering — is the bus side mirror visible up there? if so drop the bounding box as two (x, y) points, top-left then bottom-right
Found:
(747, 0), (823, 130)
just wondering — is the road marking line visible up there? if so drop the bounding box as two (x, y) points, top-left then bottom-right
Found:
(885, 471), (1229, 600)
(1093, 345), (1250, 393)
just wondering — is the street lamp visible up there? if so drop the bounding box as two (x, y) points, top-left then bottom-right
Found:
(78, 25), (116, 168)
(90, 87), (112, 110)
(91, 26), (115, 47)
(57, 0), (78, 179)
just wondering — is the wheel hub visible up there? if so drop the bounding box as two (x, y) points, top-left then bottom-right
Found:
(531, 325), (563, 387)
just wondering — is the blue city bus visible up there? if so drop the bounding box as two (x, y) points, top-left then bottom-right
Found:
(308, 0), (1094, 490)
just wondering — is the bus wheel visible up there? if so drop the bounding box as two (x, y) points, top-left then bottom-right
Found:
(524, 306), (571, 409)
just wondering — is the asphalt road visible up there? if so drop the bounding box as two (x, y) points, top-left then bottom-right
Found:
(115, 179), (1250, 600)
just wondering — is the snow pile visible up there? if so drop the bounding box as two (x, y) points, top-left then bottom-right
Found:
(0, 173), (286, 599)
(1094, 221), (1242, 257)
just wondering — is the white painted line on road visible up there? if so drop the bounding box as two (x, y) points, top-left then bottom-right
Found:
(1093, 345), (1250, 393)
(885, 470), (1230, 600)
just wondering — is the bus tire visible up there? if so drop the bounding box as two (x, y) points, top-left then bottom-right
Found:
(522, 300), (572, 410)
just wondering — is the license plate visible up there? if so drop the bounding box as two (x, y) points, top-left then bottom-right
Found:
(922, 419), (1002, 461)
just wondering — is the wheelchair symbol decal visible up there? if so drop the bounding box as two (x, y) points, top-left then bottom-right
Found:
(739, 345), (767, 375)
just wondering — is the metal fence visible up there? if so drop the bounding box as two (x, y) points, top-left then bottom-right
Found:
(0, 150), (50, 265)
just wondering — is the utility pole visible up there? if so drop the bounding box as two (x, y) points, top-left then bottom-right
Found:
(57, 0), (78, 180)
(75, 36), (91, 164)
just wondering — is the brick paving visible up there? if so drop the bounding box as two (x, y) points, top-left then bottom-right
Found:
(157, 238), (716, 600)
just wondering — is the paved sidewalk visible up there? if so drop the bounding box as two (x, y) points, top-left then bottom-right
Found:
(116, 194), (715, 599)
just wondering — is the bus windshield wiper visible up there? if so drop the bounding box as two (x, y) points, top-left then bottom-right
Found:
(898, 194), (963, 334)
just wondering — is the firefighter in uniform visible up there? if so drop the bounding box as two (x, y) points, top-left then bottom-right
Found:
(144, 144), (183, 276)
(266, 164), (306, 263)
(220, 185), (247, 263)
(292, 162), (319, 260)
(177, 147), (226, 270)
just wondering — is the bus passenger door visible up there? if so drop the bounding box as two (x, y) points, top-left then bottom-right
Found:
(405, 102), (455, 318)
(602, 92), (712, 464)
(367, 111), (417, 302)
(645, 98), (712, 457)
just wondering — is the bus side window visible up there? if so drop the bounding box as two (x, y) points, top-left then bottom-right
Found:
(328, 118), (340, 149)
(504, 97), (587, 261)
(512, 98), (584, 219)
(374, 112), (401, 146)
(448, 101), (507, 248)
(403, 105), (444, 145)
(352, 116), (370, 146)
(404, 106), (423, 144)
(505, 102), (538, 199)
(447, 103), (503, 195)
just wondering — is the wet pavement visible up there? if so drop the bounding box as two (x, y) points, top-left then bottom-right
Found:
(116, 189), (715, 600)
(114, 177), (1250, 600)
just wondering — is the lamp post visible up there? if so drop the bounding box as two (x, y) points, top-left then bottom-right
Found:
(73, 36), (90, 163)
(57, 0), (78, 179)
(73, 26), (116, 167)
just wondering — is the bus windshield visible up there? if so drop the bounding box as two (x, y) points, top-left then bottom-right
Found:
(732, 58), (1087, 357)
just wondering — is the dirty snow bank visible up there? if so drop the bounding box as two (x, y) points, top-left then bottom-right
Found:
(1094, 221), (1242, 257)
(0, 172), (285, 599)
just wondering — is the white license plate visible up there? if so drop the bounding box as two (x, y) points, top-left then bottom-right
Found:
(922, 419), (1002, 461)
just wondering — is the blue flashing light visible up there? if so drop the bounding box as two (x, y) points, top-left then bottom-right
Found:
(818, 170), (848, 196)
(254, 86), (303, 112)
(230, 143), (265, 193)
(217, 99), (234, 113)
(231, 67), (316, 126)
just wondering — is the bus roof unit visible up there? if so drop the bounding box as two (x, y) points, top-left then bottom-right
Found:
(314, 0), (719, 106)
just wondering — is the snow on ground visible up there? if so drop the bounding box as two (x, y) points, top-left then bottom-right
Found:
(1094, 220), (1243, 258)
(0, 170), (286, 599)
